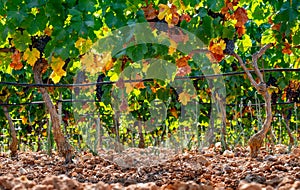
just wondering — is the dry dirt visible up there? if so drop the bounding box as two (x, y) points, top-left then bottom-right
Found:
(0, 144), (300, 190)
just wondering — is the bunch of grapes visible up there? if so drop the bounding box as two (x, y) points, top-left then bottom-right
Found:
(284, 80), (300, 103)
(32, 36), (51, 53)
(271, 90), (280, 104)
(223, 38), (235, 55)
(96, 74), (106, 102)
(267, 75), (277, 86)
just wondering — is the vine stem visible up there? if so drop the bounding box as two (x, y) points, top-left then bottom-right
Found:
(232, 43), (274, 157)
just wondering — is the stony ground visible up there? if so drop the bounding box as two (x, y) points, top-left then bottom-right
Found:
(0, 144), (300, 190)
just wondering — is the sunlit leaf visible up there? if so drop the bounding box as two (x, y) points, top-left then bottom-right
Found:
(75, 37), (93, 54)
(23, 48), (40, 67)
(49, 56), (66, 84)
(10, 50), (23, 70)
(178, 91), (191, 105)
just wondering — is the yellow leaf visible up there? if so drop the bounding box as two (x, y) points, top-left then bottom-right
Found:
(20, 115), (27, 125)
(23, 48), (40, 67)
(267, 85), (279, 94)
(125, 83), (134, 94)
(81, 52), (112, 74)
(49, 56), (66, 83)
(50, 70), (66, 84)
(168, 39), (177, 54)
(158, 4), (170, 20)
(75, 37), (93, 54)
(178, 91), (191, 105)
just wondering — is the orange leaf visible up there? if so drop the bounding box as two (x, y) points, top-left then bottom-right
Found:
(142, 3), (157, 20)
(44, 25), (53, 36)
(208, 38), (226, 55)
(10, 50), (23, 70)
(282, 42), (292, 55)
(211, 53), (225, 63)
(271, 23), (281, 31)
(176, 56), (190, 67)
(236, 25), (246, 38)
(170, 107), (178, 118)
(151, 86), (157, 93)
(133, 73), (145, 89)
(180, 14), (191, 23)
(234, 7), (248, 27)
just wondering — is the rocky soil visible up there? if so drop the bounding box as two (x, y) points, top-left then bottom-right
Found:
(0, 144), (300, 190)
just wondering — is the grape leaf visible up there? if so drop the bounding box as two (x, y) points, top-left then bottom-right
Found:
(234, 7), (248, 28)
(23, 48), (40, 67)
(10, 50), (23, 70)
(178, 91), (191, 105)
(11, 31), (31, 52)
(49, 56), (66, 83)
(75, 37), (93, 54)
(293, 30), (300, 45)
(261, 29), (276, 45)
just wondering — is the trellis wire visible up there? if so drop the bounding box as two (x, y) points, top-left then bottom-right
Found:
(0, 68), (299, 88)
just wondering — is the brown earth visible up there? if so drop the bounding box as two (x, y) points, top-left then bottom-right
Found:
(0, 144), (300, 190)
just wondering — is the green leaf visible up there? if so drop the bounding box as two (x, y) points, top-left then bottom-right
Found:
(146, 60), (176, 82)
(238, 34), (252, 52)
(222, 26), (235, 39)
(207, 0), (224, 12)
(0, 23), (9, 42)
(105, 11), (117, 28)
(21, 10), (48, 34)
(7, 10), (28, 26)
(77, 0), (96, 12)
(252, 5), (265, 20)
(12, 31), (31, 51)
(84, 14), (94, 28)
(69, 8), (82, 22)
(261, 29), (276, 45)
(293, 30), (300, 45)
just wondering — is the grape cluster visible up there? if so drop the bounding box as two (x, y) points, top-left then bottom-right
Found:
(224, 38), (235, 55)
(96, 74), (106, 102)
(284, 80), (300, 103)
(207, 9), (225, 19)
(271, 90), (280, 104)
(32, 35), (51, 53)
(266, 75), (277, 86)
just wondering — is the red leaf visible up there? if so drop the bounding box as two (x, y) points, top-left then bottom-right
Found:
(10, 50), (23, 70)
(234, 7), (248, 27)
(142, 3), (157, 20)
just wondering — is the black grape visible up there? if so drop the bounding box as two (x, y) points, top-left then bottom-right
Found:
(266, 75), (277, 86)
(32, 36), (51, 53)
(224, 38), (235, 55)
(96, 74), (106, 102)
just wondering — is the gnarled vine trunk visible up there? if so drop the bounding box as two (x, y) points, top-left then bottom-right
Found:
(3, 106), (18, 158)
(33, 59), (73, 163)
(233, 43), (274, 157)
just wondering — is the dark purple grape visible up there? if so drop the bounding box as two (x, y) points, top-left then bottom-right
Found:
(267, 75), (277, 86)
(32, 36), (51, 53)
(96, 74), (105, 102)
(224, 38), (235, 55)
(207, 9), (225, 19)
